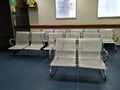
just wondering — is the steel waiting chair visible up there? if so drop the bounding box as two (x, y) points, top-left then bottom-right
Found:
(78, 38), (108, 81)
(49, 38), (77, 77)
(99, 29), (118, 51)
(25, 32), (45, 50)
(8, 31), (30, 50)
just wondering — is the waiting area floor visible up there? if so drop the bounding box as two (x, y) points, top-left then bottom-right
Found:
(0, 47), (120, 90)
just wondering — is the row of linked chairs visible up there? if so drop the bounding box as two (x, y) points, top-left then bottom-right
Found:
(8, 28), (117, 81)
(42, 28), (117, 54)
(49, 38), (108, 81)
(43, 28), (118, 53)
(8, 28), (118, 54)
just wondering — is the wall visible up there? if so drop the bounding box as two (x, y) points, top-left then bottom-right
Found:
(29, 0), (120, 25)
(29, 8), (39, 24)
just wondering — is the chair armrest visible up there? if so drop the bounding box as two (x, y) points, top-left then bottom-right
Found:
(42, 40), (48, 47)
(42, 40), (45, 45)
(113, 34), (119, 42)
(102, 48), (109, 62)
(9, 38), (15, 46)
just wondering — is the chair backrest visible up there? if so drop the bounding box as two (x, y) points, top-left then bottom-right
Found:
(84, 28), (98, 33)
(65, 32), (80, 38)
(66, 29), (71, 32)
(71, 29), (83, 33)
(54, 29), (66, 33)
(16, 31), (29, 45)
(83, 32), (100, 38)
(99, 29), (113, 39)
(31, 32), (44, 44)
(79, 38), (102, 52)
(54, 29), (67, 37)
(49, 32), (63, 44)
(43, 29), (54, 33)
(55, 38), (76, 58)
(42, 29), (54, 40)
(78, 38), (102, 59)
(30, 29), (42, 32)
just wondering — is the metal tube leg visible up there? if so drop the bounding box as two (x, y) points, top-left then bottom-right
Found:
(101, 69), (107, 81)
(44, 50), (47, 57)
(115, 44), (117, 52)
(49, 50), (52, 59)
(49, 66), (57, 77)
(49, 66), (53, 74)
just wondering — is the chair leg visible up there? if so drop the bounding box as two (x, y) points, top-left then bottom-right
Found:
(101, 69), (107, 81)
(44, 50), (48, 57)
(115, 44), (117, 52)
(49, 66), (57, 77)
(49, 49), (54, 60)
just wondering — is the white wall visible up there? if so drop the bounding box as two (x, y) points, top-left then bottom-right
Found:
(29, 0), (120, 25)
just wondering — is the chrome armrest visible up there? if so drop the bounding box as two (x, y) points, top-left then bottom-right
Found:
(113, 34), (119, 42)
(102, 48), (109, 62)
(42, 40), (45, 45)
(9, 38), (15, 46)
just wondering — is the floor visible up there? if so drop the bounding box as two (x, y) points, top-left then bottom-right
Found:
(0, 47), (120, 90)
